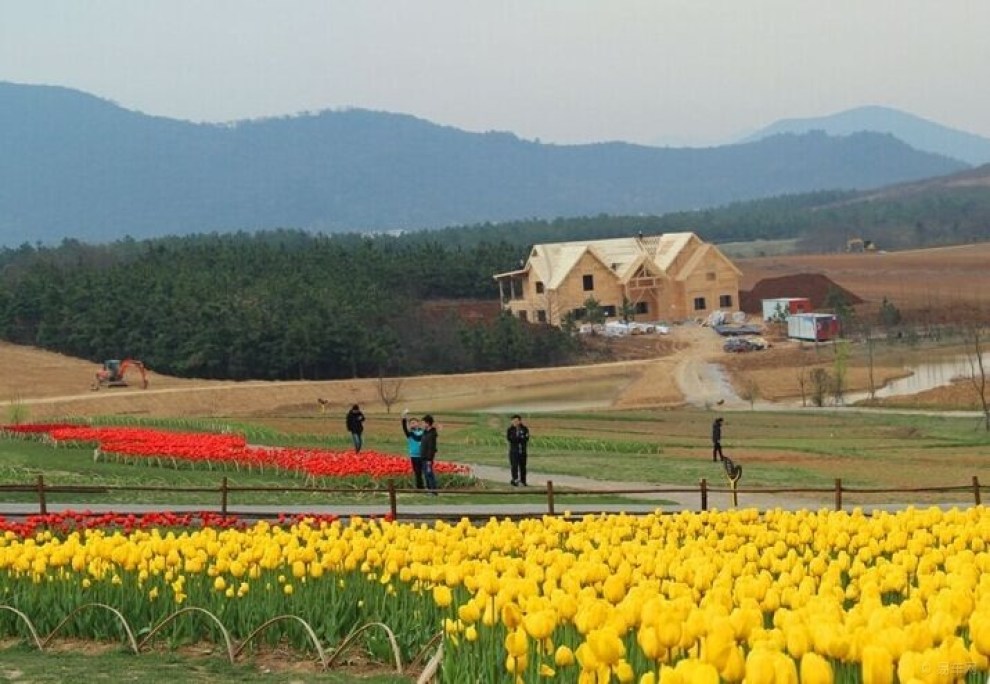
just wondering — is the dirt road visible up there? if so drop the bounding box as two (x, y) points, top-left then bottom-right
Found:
(1, 328), (741, 418)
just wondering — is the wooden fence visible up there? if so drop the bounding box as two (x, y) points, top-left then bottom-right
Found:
(0, 474), (984, 521)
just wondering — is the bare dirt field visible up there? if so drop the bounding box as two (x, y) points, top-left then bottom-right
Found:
(737, 242), (990, 320)
(0, 329), (921, 422)
(1, 243), (986, 421)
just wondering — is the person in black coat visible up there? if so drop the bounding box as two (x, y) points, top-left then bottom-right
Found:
(346, 404), (366, 453)
(712, 417), (725, 462)
(506, 414), (530, 486)
(419, 415), (439, 492)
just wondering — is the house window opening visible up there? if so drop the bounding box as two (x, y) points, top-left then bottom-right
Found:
(693, 297), (707, 311)
(582, 274), (594, 291)
(634, 301), (649, 314)
(536, 310), (547, 323)
(535, 281), (545, 294)
(719, 294), (733, 308)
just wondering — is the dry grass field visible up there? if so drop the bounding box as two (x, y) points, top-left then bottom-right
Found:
(737, 242), (990, 320)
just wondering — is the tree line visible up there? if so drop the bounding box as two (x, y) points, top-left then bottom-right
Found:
(0, 231), (576, 380)
(418, 184), (990, 253)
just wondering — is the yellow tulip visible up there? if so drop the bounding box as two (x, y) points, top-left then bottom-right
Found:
(970, 612), (990, 656)
(505, 652), (528, 673)
(524, 609), (557, 641)
(656, 620), (681, 650)
(744, 648), (778, 684)
(588, 627), (625, 666)
(613, 660), (635, 683)
(702, 621), (736, 671)
(505, 628), (528, 658)
(674, 659), (719, 684)
(432, 584), (452, 608)
(554, 645), (575, 667)
(719, 645), (745, 683)
(860, 645), (893, 684)
(502, 602), (523, 629)
(799, 652), (833, 684)
(637, 625), (663, 661)
(458, 599), (481, 624)
(603, 574), (627, 604)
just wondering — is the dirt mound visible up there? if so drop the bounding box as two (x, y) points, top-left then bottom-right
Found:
(739, 273), (864, 314)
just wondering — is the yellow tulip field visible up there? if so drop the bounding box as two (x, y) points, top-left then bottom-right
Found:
(1, 507), (989, 683)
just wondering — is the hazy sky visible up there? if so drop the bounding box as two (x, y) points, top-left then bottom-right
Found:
(2, 1), (988, 146)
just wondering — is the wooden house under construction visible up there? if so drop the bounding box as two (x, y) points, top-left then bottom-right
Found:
(493, 232), (741, 326)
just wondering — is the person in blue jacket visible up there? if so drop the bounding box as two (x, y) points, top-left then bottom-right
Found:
(401, 408), (425, 489)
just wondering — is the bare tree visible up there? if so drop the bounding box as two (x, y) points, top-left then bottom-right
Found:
(965, 324), (989, 432)
(832, 340), (849, 406)
(377, 376), (404, 414)
(809, 368), (831, 407)
(739, 378), (760, 410)
(796, 367), (808, 407)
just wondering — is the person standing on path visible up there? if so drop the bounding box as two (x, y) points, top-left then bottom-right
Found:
(506, 414), (530, 486)
(346, 404), (366, 453)
(712, 416), (725, 462)
(401, 409), (425, 489)
(419, 414), (439, 493)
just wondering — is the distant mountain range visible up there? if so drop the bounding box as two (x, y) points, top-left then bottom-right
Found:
(743, 105), (990, 166)
(0, 83), (972, 245)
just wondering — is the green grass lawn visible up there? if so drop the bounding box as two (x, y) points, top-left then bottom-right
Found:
(0, 436), (660, 511)
(399, 408), (988, 489)
(3, 408), (988, 511)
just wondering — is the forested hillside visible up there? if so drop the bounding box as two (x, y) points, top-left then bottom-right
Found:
(424, 167), (990, 253)
(2, 164), (989, 383)
(0, 82), (969, 245)
(0, 232), (575, 380)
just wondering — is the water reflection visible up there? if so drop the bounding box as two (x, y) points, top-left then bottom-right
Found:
(847, 353), (989, 403)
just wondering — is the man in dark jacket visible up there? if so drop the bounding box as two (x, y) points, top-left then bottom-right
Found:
(419, 414), (439, 492)
(346, 404), (365, 453)
(506, 414), (530, 486)
(712, 417), (725, 462)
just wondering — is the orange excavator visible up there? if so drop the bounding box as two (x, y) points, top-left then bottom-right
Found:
(92, 359), (149, 390)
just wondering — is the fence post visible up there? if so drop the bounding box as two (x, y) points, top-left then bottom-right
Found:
(974, 476), (982, 506)
(700, 478), (708, 511)
(37, 474), (47, 515)
(220, 476), (229, 515)
(834, 478), (842, 512)
(547, 480), (555, 516)
(388, 480), (398, 520)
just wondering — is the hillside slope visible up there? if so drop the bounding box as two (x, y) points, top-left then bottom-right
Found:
(0, 82), (968, 245)
(744, 105), (990, 166)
